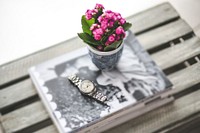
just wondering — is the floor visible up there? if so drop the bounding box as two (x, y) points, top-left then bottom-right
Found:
(0, 0), (200, 65)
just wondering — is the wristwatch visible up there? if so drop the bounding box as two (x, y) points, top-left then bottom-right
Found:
(67, 74), (108, 103)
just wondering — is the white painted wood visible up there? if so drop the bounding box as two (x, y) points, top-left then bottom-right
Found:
(128, 2), (179, 34)
(137, 19), (192, 50)
(0, 114), (4, 133)
(1, 101), (49, 133)
(35, 125), (58, 133)
(0, 79), (37, 109)
(168, 62), (200, 95)
(152, 37), (200, 69)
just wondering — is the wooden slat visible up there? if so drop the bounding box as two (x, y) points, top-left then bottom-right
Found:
(0, 2), (179, 86)
(0, 79), (37, 110)
(0, 38), (84, 87)
(0, 114), (4, 133)
(152, 37), (200, 69)
(160, 114), (200, 133)
(128, 2), (179, 34)
(35, 125), (58, 133)
(1, 62), (200, 133)
(168, 62), (200, 96)
(137, 19), (193, 50)
(106, 88), (200, 133)
(1, 101), (49, 133)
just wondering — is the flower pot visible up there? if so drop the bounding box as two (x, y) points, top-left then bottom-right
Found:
(87, 42), (124, 71)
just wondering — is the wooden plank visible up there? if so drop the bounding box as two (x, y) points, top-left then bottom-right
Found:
(0, 114), (4, 133)
(167, 62), (200, 96)
(128, 2), (179, 34)
(0, 2), (179, 86)
(1, 101), (49, 133)
(0, 79), (37, 110)
(1, 62), (200, 133)
(137, 19), (193, 50)
(35, 125), (58, 133)
(0, 37), (84, 87)
(106, 88), (200, 133)
(152, 37), (200, 70)
(160, 114), (200, 133)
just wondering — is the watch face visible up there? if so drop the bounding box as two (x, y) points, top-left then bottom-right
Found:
(80, 80), (95, 94)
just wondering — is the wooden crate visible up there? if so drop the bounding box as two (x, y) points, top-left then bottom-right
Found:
(0, 2), (200, 133)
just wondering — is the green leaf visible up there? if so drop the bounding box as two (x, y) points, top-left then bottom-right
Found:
(122, 22), (132, 31)
(104, 40), (122, 51)
(78, 33), (99, 46)
(81, 15), (95, 35)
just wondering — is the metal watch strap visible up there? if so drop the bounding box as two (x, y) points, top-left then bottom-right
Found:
(92, 91), (107, 103)
(67, 74), (82, 86)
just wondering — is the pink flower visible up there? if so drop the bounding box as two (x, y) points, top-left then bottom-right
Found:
(97, 16), (103, 23)
(105, 12), (114, 19)
(122, 31), (126, 38)
(95, 4), (104, 10)
(105, 40), (110, 46)
(90, 24), (99, 31)
(106, 10), (113, 13)
(101, 21), (108, 31)
(116, 35), (121, 41)
(85, 10), (93, 20)
(85, 9), (98, 20)
(93, 28), (104, 35)
(119, 18), (126, 25)
(94, 34), (102, 40)
(108, 20), (114, 28)
(112, 15), (118, 21)
(115, 12), (122, 19)
(97, 45), (103, 51)
(108, 34), (116, 42)
(116, 26), (125, 35)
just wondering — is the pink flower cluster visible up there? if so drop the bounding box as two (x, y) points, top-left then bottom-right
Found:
(85, 4), (126, 49)
(106, 26), (125, 46)
(85, 4), (104, 20)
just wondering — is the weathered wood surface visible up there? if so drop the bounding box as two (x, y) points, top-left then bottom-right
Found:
(0, 2), (200, 133)
(1, 101), (49, 133)
(0, 2), (180, 87)
(167, 62), (200, 96)
(152, 37), (200, 69)
(0, 115), (4, 133)
(35, 125), (58, 133)
(128, 2), (179, 34)
(160, 114), (200, 133)
(137, 19), (193, 50)
(0, 79), (37, 110)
